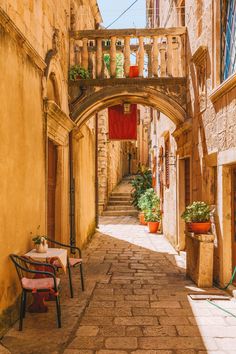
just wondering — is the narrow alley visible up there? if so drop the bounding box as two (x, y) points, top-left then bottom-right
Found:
(2, 214), (236, 354)
(1, 0), (236, 352)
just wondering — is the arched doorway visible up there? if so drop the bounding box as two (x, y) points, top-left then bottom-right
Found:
(69, 86), (190, 249)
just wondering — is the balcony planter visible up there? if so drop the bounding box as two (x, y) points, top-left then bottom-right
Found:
(148, 221), (160, 233)
(190, 222), (211, 234)
(129, 65), (139, 78)
(139, 212), (147, 225)
(69, 65), (90, 80)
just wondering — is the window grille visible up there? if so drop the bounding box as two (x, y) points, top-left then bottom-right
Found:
(221, 0), (236, 81)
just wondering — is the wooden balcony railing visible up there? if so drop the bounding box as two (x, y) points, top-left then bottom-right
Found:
(70, 28), (187, 79)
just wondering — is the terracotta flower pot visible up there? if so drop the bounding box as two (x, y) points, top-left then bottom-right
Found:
(191, 222), (211, 234)
(139, 212), (147, 225)
(129, 65), (139, 78)
(148, 221), (160, 233)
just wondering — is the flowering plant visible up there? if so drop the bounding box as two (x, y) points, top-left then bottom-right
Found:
(181, 201), (211, 223)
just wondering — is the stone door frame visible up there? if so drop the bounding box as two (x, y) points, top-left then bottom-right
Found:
(45, 100), (75, 244)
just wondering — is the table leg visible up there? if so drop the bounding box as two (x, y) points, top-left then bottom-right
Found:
(28, 293), (48, 313)
(27, 264), (53, 313)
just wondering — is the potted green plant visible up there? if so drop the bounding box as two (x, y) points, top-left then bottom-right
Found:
(69, 65), (90, 80)
(145, 208), (161, 233)
(181, 201), (211, 234)
(138, 188), (160, 225)
(130, 166), (152, 209)
(32, 235), (48, 253)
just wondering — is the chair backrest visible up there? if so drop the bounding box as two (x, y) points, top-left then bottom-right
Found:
(47, 238), (70, 254)
(47, 238), (80, 257)
(9, 254), (32, 283)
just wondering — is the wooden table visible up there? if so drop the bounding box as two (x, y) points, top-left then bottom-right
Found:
(24, 248), (67, 313)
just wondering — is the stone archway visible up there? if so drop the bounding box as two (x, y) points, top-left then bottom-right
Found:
(69, 80), (187, 129)
(68, 75), (190, 249)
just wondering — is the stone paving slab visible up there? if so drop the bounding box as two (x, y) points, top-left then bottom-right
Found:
(2, 216), (236, 354)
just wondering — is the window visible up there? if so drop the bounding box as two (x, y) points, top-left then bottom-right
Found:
(221, 0), (236, 81)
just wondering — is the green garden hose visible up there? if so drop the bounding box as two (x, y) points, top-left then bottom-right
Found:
(206, 299), (236, 318)
(205, 266), (236, 318)
(221, 266), (236, 290)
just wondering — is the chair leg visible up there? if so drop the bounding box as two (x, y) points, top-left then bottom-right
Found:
(67, 263), (74, 298)
(55, 295), (61, 328)
(23, 291), (27, 318)
(19, 291), (24, 331)
(79, 263), (85, 291)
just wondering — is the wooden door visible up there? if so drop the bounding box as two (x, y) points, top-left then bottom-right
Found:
(232, 168), (236, 272)
(184, 158), (191, 207)
(47, 140), (57, 240)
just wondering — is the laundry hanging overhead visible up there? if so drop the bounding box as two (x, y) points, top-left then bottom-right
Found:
(108, 104), (137, 140)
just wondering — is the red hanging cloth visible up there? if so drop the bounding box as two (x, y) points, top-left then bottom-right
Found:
(108, 104), (137, 140)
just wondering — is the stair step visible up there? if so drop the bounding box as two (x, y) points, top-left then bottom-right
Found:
(110, 196), (132, 200)
(102, 210), (139, 216)
(111, 192), (132, 196)
(106, 206), (137, 211)
(109, 201), (132, 205)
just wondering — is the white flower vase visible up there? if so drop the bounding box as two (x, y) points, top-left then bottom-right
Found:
(35, 237), (48, 253)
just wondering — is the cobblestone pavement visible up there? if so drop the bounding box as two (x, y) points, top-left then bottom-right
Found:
(2, 216), (236, 354)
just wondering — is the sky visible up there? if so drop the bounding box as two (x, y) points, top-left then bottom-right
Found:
(97, 0), (146, 29)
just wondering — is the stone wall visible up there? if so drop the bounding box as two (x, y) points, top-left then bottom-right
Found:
(0, 0), (101, 335)
(149, 108), (179, 245)
(137, 106), (151, 168)
(156, 0), (236, 286)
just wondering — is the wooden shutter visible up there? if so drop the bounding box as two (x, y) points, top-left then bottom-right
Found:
(184, 158), (190, 206)
(165, 136), (170, 188)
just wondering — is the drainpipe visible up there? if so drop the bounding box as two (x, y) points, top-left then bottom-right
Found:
(95, 112), (99, 228)
(69, 132), (76, 249)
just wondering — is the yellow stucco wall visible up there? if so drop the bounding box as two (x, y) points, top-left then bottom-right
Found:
(73, 120), (96, 248)
(0, 0), (102, 335)
(0, 28), (45, 329)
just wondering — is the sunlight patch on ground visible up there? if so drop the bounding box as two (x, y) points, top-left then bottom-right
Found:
(99, 216), (186, 270)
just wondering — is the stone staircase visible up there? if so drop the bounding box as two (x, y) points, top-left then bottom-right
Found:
(102, 176), (138, 217)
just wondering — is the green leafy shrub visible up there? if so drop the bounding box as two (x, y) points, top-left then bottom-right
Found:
(69, 65), (90, 80)
(181, 201), (211, 223)
(138, 188), (160, 212)
(130, 167), (152, 208)
(144, 209), (161, 222)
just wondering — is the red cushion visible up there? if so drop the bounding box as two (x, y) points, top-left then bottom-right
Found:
(53, 258), (82, 268)
(21, 277), (60, 290)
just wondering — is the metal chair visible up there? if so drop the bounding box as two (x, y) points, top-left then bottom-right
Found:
(9, 254), (61, 330)
(46, 238), (84, 298)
